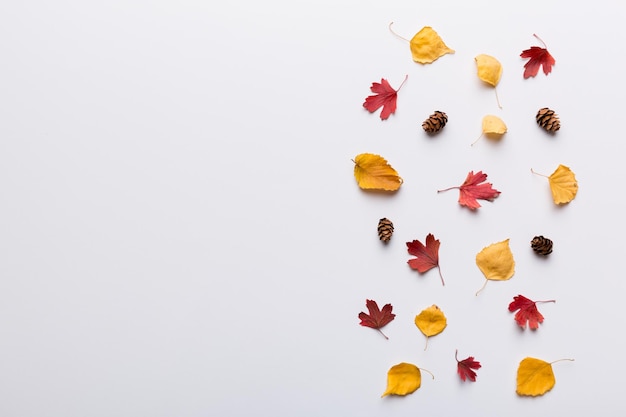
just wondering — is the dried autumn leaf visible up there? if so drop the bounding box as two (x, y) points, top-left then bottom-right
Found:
(475, 239), (515, 295)
(521, 34), (556, 79)
(358, 299), (396, 339)
(475, 54), (503, 108)
(508, 295), (555, 330)
(388, 23), (454, 64)
(437, 171), (501, 209)
(531, 164), (578, 204)
(382, 362), (434, 397)
(456, 350), (481, 382)
(516, 357), (574, 397)
(472, 115), (507, 145)
(363, 75), (408, 120)
(414, 305), (447, 350)
(353, 153), (403, 191)
(406, 234), (445, 286)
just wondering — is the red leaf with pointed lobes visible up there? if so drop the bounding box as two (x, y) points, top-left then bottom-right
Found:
(358, 299), (395, 339)
(438, 171), (500, 210)
(456, 350), (481, 382)
(520, 34), (556, 79)
(406, 233), (445, 285)
(363, 75), (408, 120)
(508, 294), (555, 330)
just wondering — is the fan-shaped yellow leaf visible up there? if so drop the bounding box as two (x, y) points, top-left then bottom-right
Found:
(549, 164), (578, 204)
(409, 26), (455, 64)
(482, 115), (507, 135)
(382, 362), (421, 397)
(414, 305), (447, 350)
(516, 357), (555, 396)
(475, 54), (502, 86)
(353, 153), (403, 191)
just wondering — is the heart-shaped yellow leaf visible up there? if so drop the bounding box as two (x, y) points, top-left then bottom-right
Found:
(516, 357), (573, 396)
(475, 54), (502, 86)
(353, 153), (403, 191)
(482, 115), (507, 135)
(548, 164), (578, 204)
(475, 239), (515, 295)
(409, 26), (455, 64)
(382, 362), (422, 397)
(414, 305), (447, 350)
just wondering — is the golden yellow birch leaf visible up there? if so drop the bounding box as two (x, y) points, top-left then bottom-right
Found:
(409, 26), (455, 64)
(516, 357), (574, 397)
(475, 239), (515, 295)
(548, 164), (578, 204)
(475, 54), (502, 86)
(353, 153), (403, 191)
(414, 305), (447, 350)
(472, 115), (507, 145)
(382, 363), (421, 397)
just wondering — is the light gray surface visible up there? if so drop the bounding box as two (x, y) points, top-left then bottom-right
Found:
(0, 1), (623, 416)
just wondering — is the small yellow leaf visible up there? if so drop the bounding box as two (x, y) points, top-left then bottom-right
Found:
(482, 115), (507, 136)
(353, 153), (403, 191)
(382, 362), (421, 397)
(475, 54), (502, 86)
(409, 26), (455, 64)
(476, 239), (515, 281)
(548, 164), (578, 204)
(414, 305), (447, 349)
(516, 357), (555, 396)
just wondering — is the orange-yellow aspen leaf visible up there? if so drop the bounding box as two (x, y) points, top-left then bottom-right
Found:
(475, 54), (503, 108)
(414, 305), (447, 350)
(532, 165), (578, 204)
(475, 239), (515, 295)
(389, 23), (454, 64)
(353, 153), (403, 191)
(472, 115), (507, 145)
(516, 357), (574, 397)
(381, 362), (434, 397)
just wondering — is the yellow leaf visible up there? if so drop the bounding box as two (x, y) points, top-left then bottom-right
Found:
(516, 357), (555, 396)
(409, 26), (455, 64)
(414, 305), (447, 350)
(475, 54), (502, 86)
(475, 239), (515, 295)
(549, 164), (578, 204)
(353, 153), (403, 191)
(482, 115), (507, 135)
(382, 363), (421, 397)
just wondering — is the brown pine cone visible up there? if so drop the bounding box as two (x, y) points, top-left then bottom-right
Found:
(377, 218), (394, 243)
(422, 111), (448, 133)
(536, 108), (560, 132)
(531, 235), (553, 255)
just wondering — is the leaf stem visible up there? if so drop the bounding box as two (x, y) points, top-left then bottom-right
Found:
(530, 168), (549, 178)
(494, 87), (502, 109)
(377, 328), (389, 340)
(533, 33), (548, 49)
(536, 299), (556, 304)
(550, 358), (575, 365)
(437, 265), (445, 286)
(424, 336), (429, 351)
(471, 133), (483, 146)
(419, 367), (435, 380)
(437, 186), (459, 193)
(388, 22), (410, 43)
(475, 279), (488, 296)
(396, 74), (409, 92)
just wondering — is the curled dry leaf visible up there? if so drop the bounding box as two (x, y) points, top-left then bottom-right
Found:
(472, 115), (507, 145)
(516, 357), (574, 397)
(475, 239), (515, 295)
(532, 164), (578, 204)
(353, 153), (403, 191)
(382, 362), (433, 397)
(475, 54), (503, 108)
(389, 23), (454, 64)
(414, 305), (447, 350)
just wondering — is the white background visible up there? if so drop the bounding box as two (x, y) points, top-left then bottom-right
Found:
(1, 1), (624, 416)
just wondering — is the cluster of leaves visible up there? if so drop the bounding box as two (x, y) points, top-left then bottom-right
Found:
(353, 24), (576, 400)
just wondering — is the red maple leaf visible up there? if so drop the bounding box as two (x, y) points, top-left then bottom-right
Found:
(508, 294), (555, 330)
(358, 299), (395, 339)
(456, 350), (481, 382)
(406, 233), (445, 286)
(363, 75), (407, 120)
(520, 34), (556, 79)
(437, 171), (501, 210)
